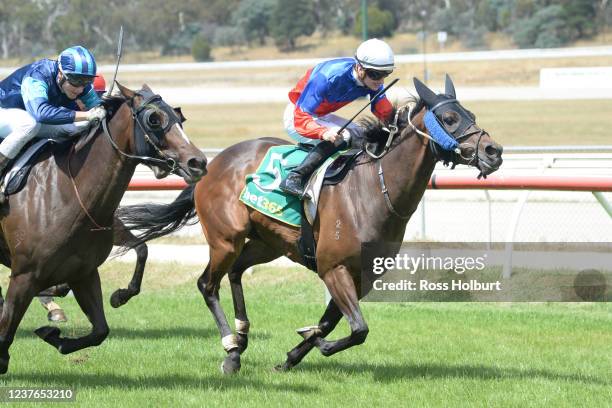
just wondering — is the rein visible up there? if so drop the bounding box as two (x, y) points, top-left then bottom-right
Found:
(68, 143), (112, 231)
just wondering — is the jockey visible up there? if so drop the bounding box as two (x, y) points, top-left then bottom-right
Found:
(279, 38), (395, 199)
(0, 46), (106, 176)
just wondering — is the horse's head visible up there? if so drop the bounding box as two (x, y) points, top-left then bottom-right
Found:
(412, 75), (503, 177)
(115, 82), (207, 183)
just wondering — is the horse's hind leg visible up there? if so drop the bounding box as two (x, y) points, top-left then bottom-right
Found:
(35, 269), (109, 354)
(110, 219), (148, 308)
(228, 239), (282, 354)
(275, 299), (343, 371)
(0, 273), (37, 374)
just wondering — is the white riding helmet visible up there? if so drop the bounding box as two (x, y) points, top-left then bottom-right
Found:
(355, 38), (395, 71)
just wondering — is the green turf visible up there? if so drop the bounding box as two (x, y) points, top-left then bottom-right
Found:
(0, 262), (610, 407)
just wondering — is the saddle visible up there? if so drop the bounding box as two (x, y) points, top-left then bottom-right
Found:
(0, 139), (56, 198)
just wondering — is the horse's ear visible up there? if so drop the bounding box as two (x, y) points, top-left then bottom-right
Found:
(413, 77), (437, 107)
(173, 107), (187, 123)
(444, 74), (456, 98)
(116, 81), (135, 99)
(142, 84), (153, 93)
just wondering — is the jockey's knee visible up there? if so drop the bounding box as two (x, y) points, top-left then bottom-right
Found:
(14, 111), (40, 138)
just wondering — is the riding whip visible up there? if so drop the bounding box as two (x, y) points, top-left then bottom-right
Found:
(107, 26), (124, 96)
(336, 77), (399, 135)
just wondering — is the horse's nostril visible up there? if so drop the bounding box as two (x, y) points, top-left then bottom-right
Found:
(485, 144), (502, 157)
(187, 157), (207, 176)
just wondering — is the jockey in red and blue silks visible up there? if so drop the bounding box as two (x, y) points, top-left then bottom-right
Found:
(280, 38), (395, 199)
(0, 46), (106, 179)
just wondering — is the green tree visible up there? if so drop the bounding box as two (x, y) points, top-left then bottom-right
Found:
(232, 0), (275, 46)
(512, 5), (569, 48)
(191, 34), (212, 61)
(561, 0), (597, 39)
(353, 5), (395, 38)
(270, 0), (316, 51)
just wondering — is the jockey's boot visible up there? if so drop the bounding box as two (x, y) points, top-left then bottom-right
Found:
(0, 153), (10, 205)
(0, 153), (10, 176)
(280, 141), (337, 200)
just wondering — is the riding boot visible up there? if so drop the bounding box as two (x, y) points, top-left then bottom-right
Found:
(0, 153), (11, 205)
(280, 141), (338, 200)
(0, 153), (10, 176)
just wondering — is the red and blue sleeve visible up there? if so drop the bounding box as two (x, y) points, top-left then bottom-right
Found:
(293, 73), (331, 140)
(370, 87), (393, 123)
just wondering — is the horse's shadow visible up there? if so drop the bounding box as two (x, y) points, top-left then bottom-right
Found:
(16, 326), (272, 341)
(6, 371), (318, 393)
(300, 360), (610, 386)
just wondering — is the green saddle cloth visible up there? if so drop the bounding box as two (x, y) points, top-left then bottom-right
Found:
(240, 145), (338, 227)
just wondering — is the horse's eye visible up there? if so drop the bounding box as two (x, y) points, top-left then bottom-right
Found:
(144, 110), (168, 129)
(442, 111), (459, 126)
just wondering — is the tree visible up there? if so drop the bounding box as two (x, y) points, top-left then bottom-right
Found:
(561, 0), (597, 39)
(191, 34), (212, 61)
(232, 0), (275, 46)
(511, 5), (569, 48)
(270, 0), (316, 51)
(353, 5), (395, 38)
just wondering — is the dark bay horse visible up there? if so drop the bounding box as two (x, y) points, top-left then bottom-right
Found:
(0, 83), (207, 374)
(118, 76), (503, 374)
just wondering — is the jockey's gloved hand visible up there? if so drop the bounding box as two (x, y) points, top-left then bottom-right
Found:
(322, 127), (350, 144)
(86, 106), (106, 122)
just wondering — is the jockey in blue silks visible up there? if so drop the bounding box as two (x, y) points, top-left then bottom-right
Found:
(0, 46), (106, 177)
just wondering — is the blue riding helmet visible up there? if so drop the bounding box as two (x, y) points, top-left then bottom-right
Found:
(58, 46), (97, 79)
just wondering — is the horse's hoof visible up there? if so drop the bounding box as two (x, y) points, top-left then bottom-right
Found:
(220, 355), (241, 375)
(47, 309), (67, 323)
(0, 355), (9, 375)
(110, 290), (128, 308)
(273, 362), (292, 372)
(296, 325), (321, 340)
(34, 326), (61, 346)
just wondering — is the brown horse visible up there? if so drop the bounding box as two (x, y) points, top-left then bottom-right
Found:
(118, 76), (503, 373)
(0, 83), (207, 374)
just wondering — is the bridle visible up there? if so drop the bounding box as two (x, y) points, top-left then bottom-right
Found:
(369, 99), (488, 219)
(103, 90), (188, 173)
(69, 91), (189, 231)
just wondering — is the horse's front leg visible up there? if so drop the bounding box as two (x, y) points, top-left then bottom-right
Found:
(35, 269), (109, 354)
(275, 298), (343, 371)
(313, 265), (369, 357)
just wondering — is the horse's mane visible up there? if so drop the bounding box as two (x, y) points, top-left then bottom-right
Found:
(353, 96), (424, 151)
(101, 94), (129, 120)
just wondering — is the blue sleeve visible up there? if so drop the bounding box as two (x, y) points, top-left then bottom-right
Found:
(78, 85), (101, 109)
(21, 72), (75, 124)
(297, 73), (329, 115)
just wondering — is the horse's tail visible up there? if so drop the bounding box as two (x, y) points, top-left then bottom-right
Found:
(115, 185), (198, 251)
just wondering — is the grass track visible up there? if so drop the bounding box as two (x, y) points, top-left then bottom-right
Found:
(0, 262), (610, 407)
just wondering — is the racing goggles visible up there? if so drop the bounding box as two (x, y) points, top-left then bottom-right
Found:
(64, 74), (94, 87)
(364, 68), (392, 81)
